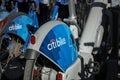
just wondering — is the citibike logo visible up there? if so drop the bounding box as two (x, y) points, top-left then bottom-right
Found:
(47, 37), (66, 50)
(9, 23), (22, 31)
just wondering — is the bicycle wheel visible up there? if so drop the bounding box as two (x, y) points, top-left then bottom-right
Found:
(23, 59), (35, 80)
(0, 12), (32, 79)
(24, 52), (58, 80)
(75, 0), (91, 30)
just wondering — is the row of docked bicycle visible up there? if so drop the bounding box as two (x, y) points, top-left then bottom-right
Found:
(0, 0), (90, 80)
(0, 0), (120, 80)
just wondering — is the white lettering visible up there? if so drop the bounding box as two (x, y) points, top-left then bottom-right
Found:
(47, 44), (52, 50)
(9, 24), (22, 31)
(47, 37), (66, 50)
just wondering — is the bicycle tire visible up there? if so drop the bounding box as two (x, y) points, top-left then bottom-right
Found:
(75, 1), (90, 30)
(23, 59), (35, 80)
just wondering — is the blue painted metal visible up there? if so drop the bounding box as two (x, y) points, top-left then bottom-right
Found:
(39, 24), (78, 72)
(56, 0), (68, 5)
(50, 5), (59, 20)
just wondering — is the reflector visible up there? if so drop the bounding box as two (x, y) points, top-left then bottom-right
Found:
(57, 73), (62, 80)
(30, 35), (36, 44)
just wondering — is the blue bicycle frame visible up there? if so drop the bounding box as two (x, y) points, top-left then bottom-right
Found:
(1, 0), (39, 53)
(50, 0), (68, 20)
